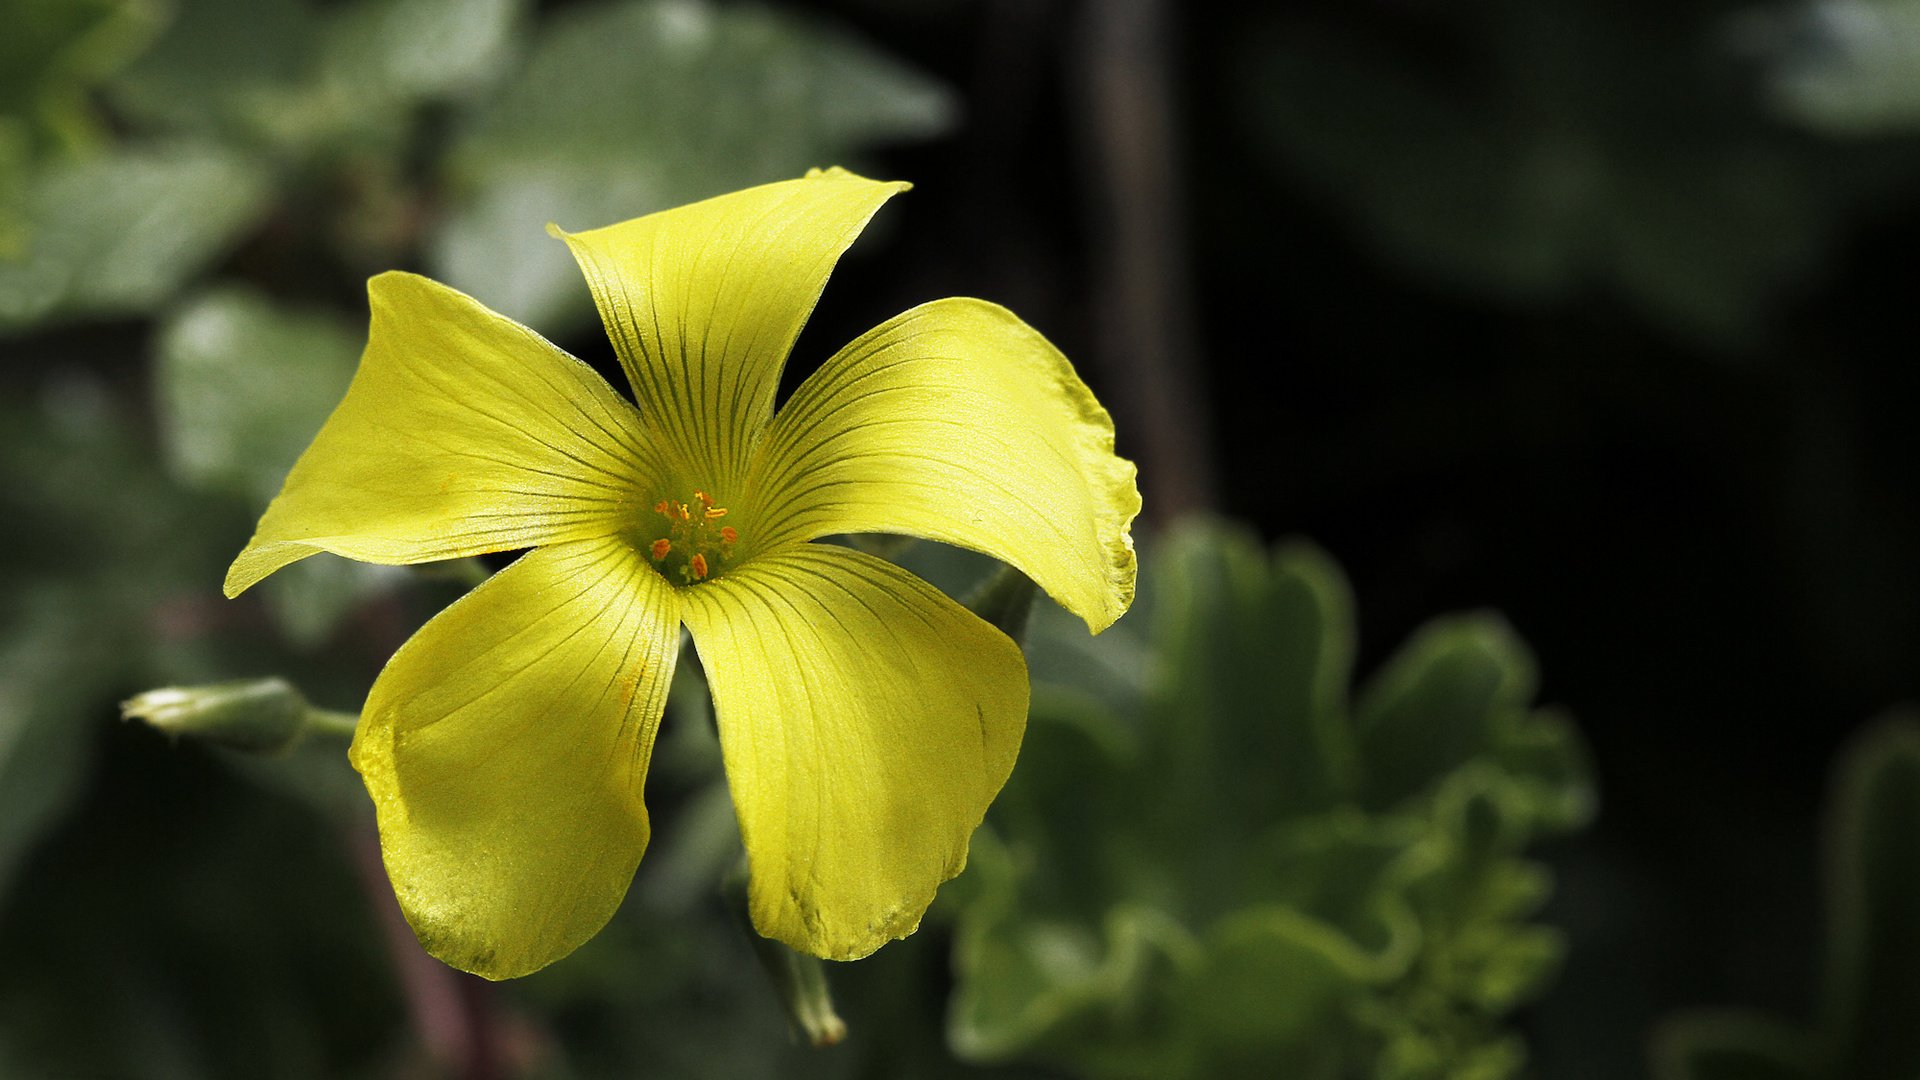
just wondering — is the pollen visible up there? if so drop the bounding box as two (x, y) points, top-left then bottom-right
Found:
(646, 489), (739, 583)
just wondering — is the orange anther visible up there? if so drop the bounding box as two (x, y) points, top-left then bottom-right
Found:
(719, 526), (738, 544)
(653, 500), (669, 515)
(689, 553), (709, 580)
(649, 538), (672, 561)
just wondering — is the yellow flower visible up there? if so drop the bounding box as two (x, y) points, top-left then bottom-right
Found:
(224, 168), (1140, 979)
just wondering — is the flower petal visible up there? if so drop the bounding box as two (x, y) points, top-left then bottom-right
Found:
(550, 168), (908, 487)
(747, 298), (1140, 632)
(225, 271), (661, 597)
(680, 544), (1027, 960)
(349, 536), (681, 979)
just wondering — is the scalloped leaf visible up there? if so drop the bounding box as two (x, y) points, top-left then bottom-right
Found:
(948, 518), (1591, 1078)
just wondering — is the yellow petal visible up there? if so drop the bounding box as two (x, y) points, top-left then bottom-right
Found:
(551, 168), (908, 488)
(747, 298), (1140, 632)
(225, 271), (661, 597)
(349, 536), (681, 979)
(681, 544), (1027, 960)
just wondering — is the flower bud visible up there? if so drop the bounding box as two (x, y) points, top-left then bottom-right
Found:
(122, 678), (311, 753)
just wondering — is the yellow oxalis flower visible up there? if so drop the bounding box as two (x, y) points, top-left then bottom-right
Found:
(224, 168), (1140, 980)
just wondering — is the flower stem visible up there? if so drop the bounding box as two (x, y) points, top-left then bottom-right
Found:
(305, 708), (361, 739)
(964, 563), (1037, 647)
(722, 860), (848, 1047)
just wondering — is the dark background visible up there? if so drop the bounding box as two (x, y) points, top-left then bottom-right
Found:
(766, 2), (1920, 1076)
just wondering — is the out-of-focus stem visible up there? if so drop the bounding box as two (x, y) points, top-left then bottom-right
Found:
(349, 826), (506, 1080)
(1076, 0), (1217, 519)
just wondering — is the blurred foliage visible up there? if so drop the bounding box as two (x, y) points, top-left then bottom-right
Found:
(431, 0), (955, 329)
(947, 521), (1594, 1079)
(1735, 0), (1920, 136)
(0, 0), (159, 255)
(153, 286), (401, 645)
(0, 0), (971, 1073)
(1234, 0), (1920, 346)
(1, 0), (953, 334)
(1654, 714), (1920, 1080)
(0, 145), (271, 328)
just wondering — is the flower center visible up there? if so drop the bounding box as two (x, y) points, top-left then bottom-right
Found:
(644, 490), (739, 584)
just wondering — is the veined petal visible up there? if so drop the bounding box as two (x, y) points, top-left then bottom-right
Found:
(681, 545), (1027, 960)
(747, 298), (1140, 632)
(225, 271), (660, 597)
(350, 536), (681, 980)
(551, 168), (908, 488)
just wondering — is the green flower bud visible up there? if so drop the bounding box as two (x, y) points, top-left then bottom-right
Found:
(122, 677), (316, 753)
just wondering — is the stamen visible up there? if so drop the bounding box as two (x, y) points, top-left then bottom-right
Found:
(647, 489), (739, 583)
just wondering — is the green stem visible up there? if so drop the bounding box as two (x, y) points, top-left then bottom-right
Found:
(722, 859), (848, 1047)
(305, 708), (361, 739)
(414, 557), (493, 589)
(964, 563), (1038, 647)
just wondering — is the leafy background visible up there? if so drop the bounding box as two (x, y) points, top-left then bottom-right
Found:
(3, 0), (1919, 1077)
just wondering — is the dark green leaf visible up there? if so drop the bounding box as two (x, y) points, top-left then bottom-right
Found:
(1653, 1013), (1819, 1080)
(0, 586), (109, 901)
(1826, 717), (1920, 1079)
(1354, 615), (1537, 812)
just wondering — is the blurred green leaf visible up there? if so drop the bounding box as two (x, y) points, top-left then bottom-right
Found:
(107, 0), (313, 137)
(429, 0), (957, 329)
(1741, 0), (1920, 136)
(0, 0), (160, 257)
(0, 144), (271, 331)
(1233, 2), (1883, 345)
(0, 120), (27, 258)
(949, 519), (1594, 1079)
(1147, 531), (1357, 833)
(1354, 615), (1536, 812)
(1825, 718), (1920, 1078)
(0, 586), (109, 901)
(0, 375), (234, 907)
(1654, 714), (1920, 1080)
(1656, 1013), (1819, 1080)
(0, 0), (159, 157)
(155, 287), (401, 644)
(156, 287), (358, 503)
(318, 0), (524, 106)
(109, 0), (524, 154)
